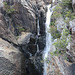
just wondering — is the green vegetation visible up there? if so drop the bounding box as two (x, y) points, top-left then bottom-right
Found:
(60, 0), (72, 8)
(51, 28), (71, 58)
(53, 28), (70, 50)
(50, 21), (55, 26)
(49, 0), (73, 61)
(18, 27), (25, 33)
(52, 5), (62, 19)
(49, 26), (61, 39)
(3, 2), (15, 14)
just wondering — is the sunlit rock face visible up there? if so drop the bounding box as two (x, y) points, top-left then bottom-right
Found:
(0, 0), (36, 44)
(0, 38), (26, 75)
(0, 0), (47, 75)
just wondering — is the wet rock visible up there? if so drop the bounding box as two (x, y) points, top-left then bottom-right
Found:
(28, 44), (37, 54)
(29, 34), (36, 44)
(38, 36), (46, 51)
(39, 11), (46, 35)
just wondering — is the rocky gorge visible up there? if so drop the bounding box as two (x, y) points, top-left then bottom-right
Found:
(0, 0), (75, 75)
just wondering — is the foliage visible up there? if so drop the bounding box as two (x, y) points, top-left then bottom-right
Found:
(18, 27), (25, 32)
(71, 13), (75, 20)
(53, 28), (70, 51)
(52, 11), (62, 19)
(60, 0), (72, 8)
(50, 21), (55, 26)
(50, 26), (61, 39)
(53, 5), (62, 12)
(3, 2), (15, 14)
(52, 5), (62, 19)
(65, 10), (72, 17)
(50, 0), (72, 61)
(64, 18), (70, 24)
(62, 0), (72, 4)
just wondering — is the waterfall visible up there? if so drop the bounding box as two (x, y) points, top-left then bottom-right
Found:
(36, 17), (40, 53)
(43, 4), (56, 75)
(37, 19), (40, 36)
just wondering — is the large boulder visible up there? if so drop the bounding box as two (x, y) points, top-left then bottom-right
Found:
(0, 38), (26, 75)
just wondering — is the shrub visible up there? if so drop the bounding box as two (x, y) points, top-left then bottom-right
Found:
(50, 21), (55, 26)
(53, 28), (70, 51)
(3, 2), (15, 14)
(52, 5), (62, 19)
(18, 27), (25, 32)
(49, 26), (61, 39)
(61, 0), (72, 8)
(64, 18), (70, 24)
(71, 13), (75, 20)
(65, 10), (72, 17)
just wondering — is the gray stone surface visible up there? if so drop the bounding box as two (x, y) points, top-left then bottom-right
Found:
(0, 38), (26, 75)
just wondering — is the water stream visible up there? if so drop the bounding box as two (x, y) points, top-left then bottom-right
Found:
(43, 4), (56, 75)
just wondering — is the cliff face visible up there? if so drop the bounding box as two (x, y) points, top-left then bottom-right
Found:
(0, 0), (75, 75)
(0, 0), (52, 43)
(0, 0), (52, 75)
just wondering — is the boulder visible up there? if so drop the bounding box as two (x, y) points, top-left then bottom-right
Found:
(0, 38), (26, 75)
(17, 32), (32, 45)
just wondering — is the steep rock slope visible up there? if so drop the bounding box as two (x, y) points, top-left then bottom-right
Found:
(0, 0), (52, 75)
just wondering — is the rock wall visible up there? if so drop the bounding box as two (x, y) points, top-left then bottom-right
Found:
(0, 0), (52, 75)
(0, 38), (26, 75)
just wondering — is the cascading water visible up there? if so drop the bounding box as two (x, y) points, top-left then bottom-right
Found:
(36, 17), (40, 53)
(37, 18), (40, 36)
(43, 4), (56, 75)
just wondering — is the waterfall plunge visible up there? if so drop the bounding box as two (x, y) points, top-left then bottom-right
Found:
(43, 4), (56, 75)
